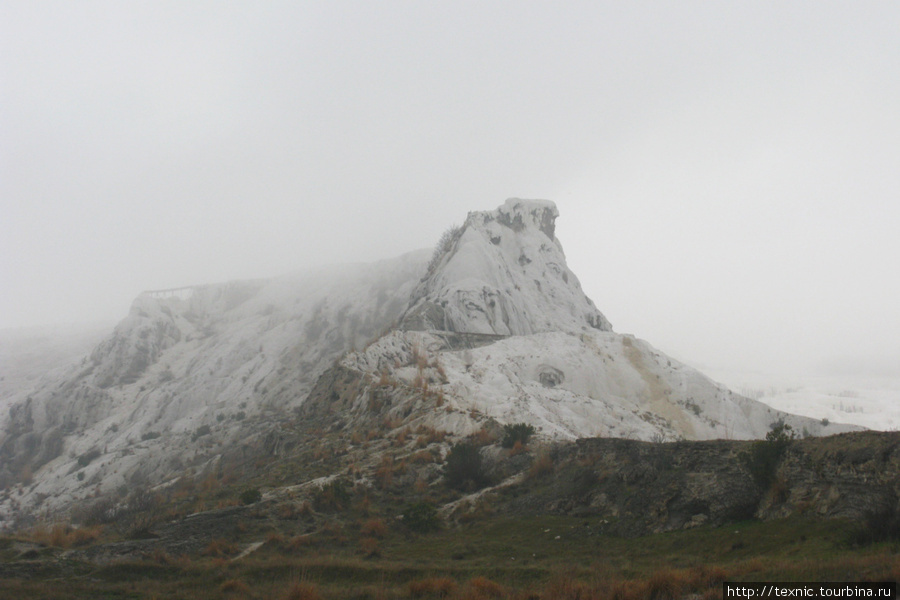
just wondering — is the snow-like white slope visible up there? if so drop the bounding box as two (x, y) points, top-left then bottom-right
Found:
(700, 367), (900, 431)
(0, 250), (428, 522)
(342, 330), (855, 442)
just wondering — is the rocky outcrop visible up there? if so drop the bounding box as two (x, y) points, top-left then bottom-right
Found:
(400, 199), (612, 335)
(502, 431), (900, 536)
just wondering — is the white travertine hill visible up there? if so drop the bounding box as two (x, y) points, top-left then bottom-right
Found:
(0, 199), (860, 526)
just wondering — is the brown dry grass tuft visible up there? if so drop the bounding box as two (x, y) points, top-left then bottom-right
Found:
(471, 427), (497, 447)
(360, 518), (388, 538)
(467, 576), (505, 599)
(646, 568), (688, 600)
(527, 452), (555, 479)
(407, 577), (457, 598)
(221, 578), (253, 598)
(359, 536), (380, 557)
(25, 523), (102, 548)
(202, 538), (239, 558)
(282, 582), (322, 600)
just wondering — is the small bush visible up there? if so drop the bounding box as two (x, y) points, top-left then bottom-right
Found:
(202, 538), (239, 557)
(468, 576), (505, 599)
(281, 582), (322, 600)
(647, 569), (688, 600)
(471, 427), (497, 447)
(741, 422), (796, 487)
(77, 449), (101, 468)
(359, 536), (380, 557)
(403, 502), (441, 533)
(849, 503), (900, 546)
(501, 423), (536, 448)
(192, 425), (212, 442)
(220, 579), (253, 598)
(527, 452), (555, 479)
(408, 576), (457, 599)
(360, 518), (388, 538)
(443, 442), (487, 491)
(141, 431), (161, 441)
(313, 480), (350, 511)
(239, 488), (262, 505)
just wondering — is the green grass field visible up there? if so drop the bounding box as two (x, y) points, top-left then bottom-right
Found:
(2, 513), (897, 600)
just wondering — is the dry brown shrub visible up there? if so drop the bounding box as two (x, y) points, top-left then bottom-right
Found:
(542, 574), (596, 600)
(221, 579), (253, 598)
(359, 536), (380, 557)
(433, 360), (447, 382)
(414, 479), (428, 494)
(408, 577), (457, 598)
(688, 565), (729, 590)
(414, 345), (428, 371)
(468, 576), (505, 599)
(266, 531), (285, 546)
(202, 538), (239, 558)
(276, 503), (294, 520)
(394, 428), (411, 447)
(27, 523), (102, 548)
(508, 440), (527, 456)
(646, 569), (689, 600)
(527, 452), (555, 479)
(287, 534), (310, 552)
(415, 426), (447, 446)
(410, 450), (435, 464)
(375, 456), (394, 489)
(471, 427), (497, 446)
(607, 578), (644, 600)
(360, 518), (388, 538)
(281, 582), (322, 600)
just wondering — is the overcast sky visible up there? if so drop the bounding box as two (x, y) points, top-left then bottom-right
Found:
(2, 2), (898, 377)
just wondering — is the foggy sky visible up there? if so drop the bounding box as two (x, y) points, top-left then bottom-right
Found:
(2, 2), (898, 377)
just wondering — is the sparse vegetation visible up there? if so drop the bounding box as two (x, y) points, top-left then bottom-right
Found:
(427, 225), (463, 273)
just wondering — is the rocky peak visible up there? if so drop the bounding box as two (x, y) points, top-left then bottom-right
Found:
(476, 198), (559, 240)
(400, 199), (612, 336)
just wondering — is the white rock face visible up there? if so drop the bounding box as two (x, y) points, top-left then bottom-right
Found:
(0, 199), (859, 525)
(401, 199), (612, 335)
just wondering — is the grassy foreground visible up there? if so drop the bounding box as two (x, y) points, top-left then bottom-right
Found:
(1, 514), (897, 600)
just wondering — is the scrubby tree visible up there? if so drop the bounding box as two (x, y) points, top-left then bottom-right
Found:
(501, 423), (536, 448)
(444, 442), (487, 491)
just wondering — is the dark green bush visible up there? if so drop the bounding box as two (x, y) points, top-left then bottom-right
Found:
(191, 425), (212, 441)
(501, 423), (536, 448)
(239, 488), (262, 505)
(742, 422), (796, 487)
(77, 449), (101, 468)
(444, 442), (487, 490)
(314, 480), (351, 511)
(403, 502), (440, 533)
